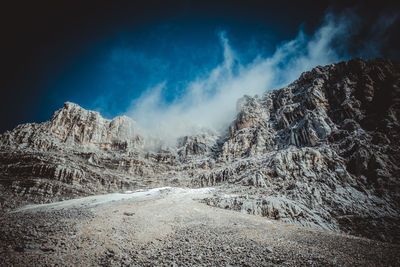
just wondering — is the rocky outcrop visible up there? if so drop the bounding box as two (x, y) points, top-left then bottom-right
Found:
(1, 58), (399, 243)
(0, 102), (144, 152)
(204, 58), (400, 243)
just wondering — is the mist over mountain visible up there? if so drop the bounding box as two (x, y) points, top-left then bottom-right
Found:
(1, 1), (399, 134)
(124, 10), (399, 142)
(2, 57), (400, 264)
(1, 1), (400, 265)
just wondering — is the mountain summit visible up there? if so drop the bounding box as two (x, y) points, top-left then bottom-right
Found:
(1, 58), (400, 244)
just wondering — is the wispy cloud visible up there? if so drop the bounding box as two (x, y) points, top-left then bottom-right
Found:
(125, 10), (396, 146)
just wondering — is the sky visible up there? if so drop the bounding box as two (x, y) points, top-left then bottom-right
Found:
(0, 0), (399, 137)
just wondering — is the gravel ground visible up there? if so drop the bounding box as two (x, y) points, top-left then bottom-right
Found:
(1, 187), (399, 266)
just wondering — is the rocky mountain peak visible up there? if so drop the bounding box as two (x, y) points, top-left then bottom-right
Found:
(1, 101), (144, 153)
(50, 101), (101, 126)
(1, 58), (400, 244)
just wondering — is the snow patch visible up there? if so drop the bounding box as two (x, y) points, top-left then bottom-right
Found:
(13, 187), (215, 212)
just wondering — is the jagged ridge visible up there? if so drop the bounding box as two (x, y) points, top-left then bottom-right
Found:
(1, 58), (399, 243)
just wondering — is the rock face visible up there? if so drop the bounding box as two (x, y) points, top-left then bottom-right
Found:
(1, 58), (399, 243)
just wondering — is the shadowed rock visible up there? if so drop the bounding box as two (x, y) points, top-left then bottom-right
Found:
(1, 58), (399, 243)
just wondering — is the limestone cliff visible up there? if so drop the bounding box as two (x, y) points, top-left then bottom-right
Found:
(1, 58), (399, 243)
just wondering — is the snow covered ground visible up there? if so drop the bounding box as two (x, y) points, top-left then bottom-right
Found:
(15, 187), (215, 212)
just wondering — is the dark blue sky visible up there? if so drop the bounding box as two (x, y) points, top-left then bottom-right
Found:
(0, 0), (399, 133)
(47, 20), (286, 118)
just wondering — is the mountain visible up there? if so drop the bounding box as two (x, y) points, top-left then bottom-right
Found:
(1, 58), (399, 243)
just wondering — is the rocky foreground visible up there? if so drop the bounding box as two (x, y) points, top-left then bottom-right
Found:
(1, 58), (400, 264)
(1, 187), (399, 266)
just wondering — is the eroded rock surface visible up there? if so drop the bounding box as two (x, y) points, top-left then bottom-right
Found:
(1, 58), (399, 244)
(1, 188), (399, 266)
(203, 58), (400, 243)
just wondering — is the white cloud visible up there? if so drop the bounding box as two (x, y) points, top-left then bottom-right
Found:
(124, 11), (393, 147)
